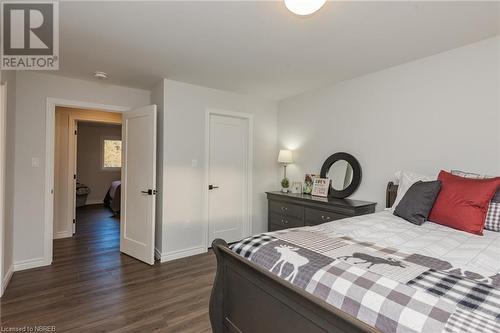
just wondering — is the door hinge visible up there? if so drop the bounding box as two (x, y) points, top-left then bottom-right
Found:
(73, 174), (76, 180)
(74, 130), (77, 135)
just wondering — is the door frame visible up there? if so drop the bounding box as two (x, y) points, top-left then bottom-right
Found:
(44, 98), (129, 267)
(204, 109), (253, 249)
(0, 83), (6, 296)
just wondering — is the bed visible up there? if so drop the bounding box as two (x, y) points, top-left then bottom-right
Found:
(209, 182), (500, 333)
(103, 180), (121, 214)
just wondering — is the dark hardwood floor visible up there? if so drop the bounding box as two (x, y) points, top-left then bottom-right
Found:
(0, 204), (215, 332)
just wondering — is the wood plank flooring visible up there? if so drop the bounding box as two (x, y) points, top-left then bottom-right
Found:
(0, 205), (215, 332)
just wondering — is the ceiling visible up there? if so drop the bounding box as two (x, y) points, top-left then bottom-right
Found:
(52, 1), (500, 101)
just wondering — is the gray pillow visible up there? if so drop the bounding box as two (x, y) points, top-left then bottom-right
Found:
(394, 180), (442, 225)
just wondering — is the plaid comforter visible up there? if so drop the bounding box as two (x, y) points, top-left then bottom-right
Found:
(231, 228), (500, 333)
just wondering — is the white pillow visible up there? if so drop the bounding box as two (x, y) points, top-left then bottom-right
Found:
(391, 170), (435, 211)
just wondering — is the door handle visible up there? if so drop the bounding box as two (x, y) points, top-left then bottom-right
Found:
(141, 189), (156, 195)
(208, 185), (219, 190)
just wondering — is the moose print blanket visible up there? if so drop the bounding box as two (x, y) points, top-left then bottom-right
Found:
(231, 227), (500, 333)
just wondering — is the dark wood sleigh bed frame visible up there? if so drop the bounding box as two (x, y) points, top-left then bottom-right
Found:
(209, 182), (399, 333)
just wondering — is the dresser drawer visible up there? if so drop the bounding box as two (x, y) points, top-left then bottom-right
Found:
(304, 208), (347, 226)
(269, 200), (303, 219)
(269, 223), (288, 232)
(269, 212), (304, 230)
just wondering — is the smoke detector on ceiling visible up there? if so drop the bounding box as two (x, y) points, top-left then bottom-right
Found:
(93, 71), (108, 80)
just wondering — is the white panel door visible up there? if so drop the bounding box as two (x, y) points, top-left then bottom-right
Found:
(208, 114), (249, 244)
(120, 105), (157, 265)
(72, 121), (78, 235)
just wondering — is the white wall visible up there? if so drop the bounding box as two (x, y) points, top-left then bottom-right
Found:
(278, 36), (500, 210)
(77, 122), (122, 204)
(1, 70), (15, 294)
(158, 79), (278, 261)
(12, 72), (150, 269)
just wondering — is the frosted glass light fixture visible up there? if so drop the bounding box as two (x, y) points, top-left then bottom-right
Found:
(284, 0), (326, 16)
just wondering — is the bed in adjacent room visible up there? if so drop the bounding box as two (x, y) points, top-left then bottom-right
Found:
(103, 180), (121, 214)
(209, 180), (500, 333)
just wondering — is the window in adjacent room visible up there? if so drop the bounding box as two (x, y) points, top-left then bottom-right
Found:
(102, 137), (122, 170)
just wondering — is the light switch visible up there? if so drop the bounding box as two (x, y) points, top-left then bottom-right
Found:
(32, 157), (40, 168)
(191, 159), (198, 168)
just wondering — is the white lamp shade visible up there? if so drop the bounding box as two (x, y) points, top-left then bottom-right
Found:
(278, 150), (293, 164)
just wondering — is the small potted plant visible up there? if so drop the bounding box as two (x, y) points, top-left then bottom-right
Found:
(281, 177), (290, 193)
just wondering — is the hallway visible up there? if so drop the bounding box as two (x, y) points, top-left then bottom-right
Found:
(0, 205), (214, 332)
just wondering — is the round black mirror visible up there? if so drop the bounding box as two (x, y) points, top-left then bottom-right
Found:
(320, 152), (361, 198)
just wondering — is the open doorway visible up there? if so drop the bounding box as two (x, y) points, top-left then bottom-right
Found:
(75, 121), (123, 241)
(46, 101), (157, 266)
(53, 107), (122, 246)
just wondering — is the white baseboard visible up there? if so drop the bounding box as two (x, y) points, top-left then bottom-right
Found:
(157, 245), (207, 263)
(53, 231), (72, 239)
(13, 257), (48, 272)
(1, 265), (13, 297)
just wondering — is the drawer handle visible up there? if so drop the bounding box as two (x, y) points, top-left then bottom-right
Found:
(281, 207), (288, 211)
(282, 219), (288, 224)
(321, 215), (331, 220)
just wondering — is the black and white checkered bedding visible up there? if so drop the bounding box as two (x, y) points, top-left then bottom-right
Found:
(231, 233), (277, 258)
(485, 202), (500, 232)
(230, 228), (500, 333)
(408, 269), (500, 320)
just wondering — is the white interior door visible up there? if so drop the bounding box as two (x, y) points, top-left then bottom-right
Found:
(72, 121), (78, 235)
(120, 105), (157, 265)
(208, 113), (250, 245)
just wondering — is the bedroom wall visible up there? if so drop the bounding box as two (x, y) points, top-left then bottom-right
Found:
(157, 79), (278, 261)
(12, 72), (150, 270)
(278, 36), (500, 211)
(76, 122), (122, 205)
(1, 70), (16, 295)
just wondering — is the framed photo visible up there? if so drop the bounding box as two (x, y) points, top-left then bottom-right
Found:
(291, 181), (302, 194)
(312, 178), (330, 197)
(303, 174), (319, 194)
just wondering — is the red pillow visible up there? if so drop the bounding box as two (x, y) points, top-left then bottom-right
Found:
(428, 170), (500, 235)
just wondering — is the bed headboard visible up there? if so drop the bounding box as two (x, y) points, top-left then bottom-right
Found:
(386, 182), (398, 208)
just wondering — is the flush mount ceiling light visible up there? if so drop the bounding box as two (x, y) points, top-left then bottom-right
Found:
(284, 0), (326, 16)
(93, 71), (108, 80)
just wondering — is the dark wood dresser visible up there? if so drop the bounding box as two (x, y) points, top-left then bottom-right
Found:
(267, 191), (377, 232)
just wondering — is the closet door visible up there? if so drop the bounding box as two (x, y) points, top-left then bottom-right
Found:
(207, 113), (251, 245)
